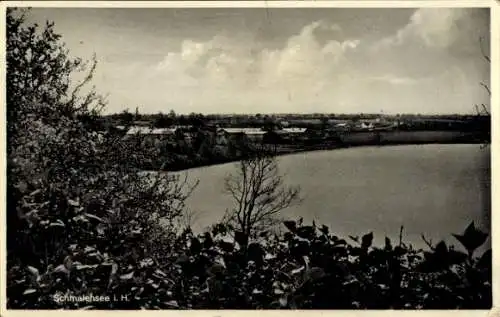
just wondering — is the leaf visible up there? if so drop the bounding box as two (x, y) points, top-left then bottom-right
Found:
(252, 288), (263, 295)
(68, 198), (80, 207)
(218, 240), (234, 253)
(361, 232), (373, 249)
(452, 221), (488, 255)
(165, 300), (179, 308)
(54, 264), (70, 274)
(176, 254), (189, 264)
(264, 252), (276, 260)
(477, 249), (492, 269)
(154, 269), (168, 278)
(320, 225), (329, 235)
(190, 237), (202, 254)
(283, 220), (297, 233)
(384, 237), (392, 251)
(139, 258), (154, 268)
(96, 225), (105, 236)
(49, 219), (65, 228)
(26, 266), (40, 279)
(349, 235), (359, 243)
(291, 266), (305, 275)
(274, 288), (285, 295)
(296, 226), (316, 240)
(75, 264), (99, 270)
(308, 267), (326, 281)
(119, 271), (134, 280)
(84, 213), (104, 223)
(207, 263), (225, 277)
(110, 263), (118, 275)
(334, 239), (347, 246)
(279, 296), (288, 307)
(23, 289), (37, 295)
(16, 181), (28, 193)
(434, 240), (448, 255)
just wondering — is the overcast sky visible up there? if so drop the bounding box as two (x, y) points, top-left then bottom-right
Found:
(24, 7), (490, 115)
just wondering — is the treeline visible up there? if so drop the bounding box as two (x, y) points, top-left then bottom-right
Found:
(103, 109), (490, 132)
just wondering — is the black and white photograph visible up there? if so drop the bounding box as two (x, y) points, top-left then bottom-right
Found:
(2, 1), (495, 311)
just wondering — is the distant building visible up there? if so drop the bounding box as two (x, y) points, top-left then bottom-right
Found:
(123, 126), (179, 147)
(125, 126), (178, 136)
(359, 122), (375, 130)
(282, 127), (307, 134)
(216, 128), (267, 143)
(132, 120), (151, 127)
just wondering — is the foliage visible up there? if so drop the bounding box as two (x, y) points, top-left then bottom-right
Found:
(6, 8), (196, 309)
(9, 219), (490, 309)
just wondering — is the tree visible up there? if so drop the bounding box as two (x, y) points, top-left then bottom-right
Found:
(223, 152), (301, 246)
(153, 111), (172, 128)
(119, 108), (134, 125)
(6, 8), (197, 308)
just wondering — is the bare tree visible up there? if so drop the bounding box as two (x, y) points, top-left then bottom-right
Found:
(223, 153), (301, 245)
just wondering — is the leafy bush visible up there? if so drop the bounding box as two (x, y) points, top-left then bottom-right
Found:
(6, 8), (195, 309)
(147, 220), (489, 310)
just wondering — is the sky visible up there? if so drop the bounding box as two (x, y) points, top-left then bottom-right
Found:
(23, 7), (490, 115)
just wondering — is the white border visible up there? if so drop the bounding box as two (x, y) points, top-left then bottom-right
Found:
(0, 1), (498, 317)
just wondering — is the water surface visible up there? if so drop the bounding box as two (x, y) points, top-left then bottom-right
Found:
(180, 144), (490, 251)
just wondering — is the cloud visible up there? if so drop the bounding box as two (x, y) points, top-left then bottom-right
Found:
(374, 8), (464, 49)
(98, 9), (488, 114)
(146, 20), (361, 112)
(155, 20), (355, 87)
(373, 7), (488, 62)
(368, 75), (420, 86)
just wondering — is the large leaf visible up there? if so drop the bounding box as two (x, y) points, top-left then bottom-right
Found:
(23, 289), (37, 295)
(361, 232), (374, 249)
(320, 225), (329, 236)
(26, 266), (40, 282)
(477, 249), (492, 269)
(384, 237), (393, 251)
(296, 226), (316, 240)
(283, 220), (297, 233)
(119, 271), (134, 280)
(452, 221), (488, 255)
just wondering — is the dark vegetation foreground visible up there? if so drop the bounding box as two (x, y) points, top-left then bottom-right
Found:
(5, 8), (492, 309)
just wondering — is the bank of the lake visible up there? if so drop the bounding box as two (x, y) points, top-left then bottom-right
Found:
(164, 130), (488, 173)
(179, 143), (490, 253)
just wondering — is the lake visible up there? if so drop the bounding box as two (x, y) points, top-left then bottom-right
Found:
(179, 144), (491, 251)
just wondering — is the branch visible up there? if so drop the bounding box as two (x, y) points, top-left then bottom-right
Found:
(479, 37), (491, 64)
(480, 82), (491, 97)
(68, 54), (98, 108)
(399, 225), (404, 247)
(421, 234), (434, 251)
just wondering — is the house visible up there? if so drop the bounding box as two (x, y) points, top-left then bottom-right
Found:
(123, 126), (179, 147)
(282, 127), (307, 134)
(280, 120), (290, 128)
(271, 127), (307, 142)
(132, 120), (151, 127)
(217, 128), (267, 143)
(359, 122), (375, 130)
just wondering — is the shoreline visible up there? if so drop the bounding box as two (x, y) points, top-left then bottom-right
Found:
(158, 130), (489, 173)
